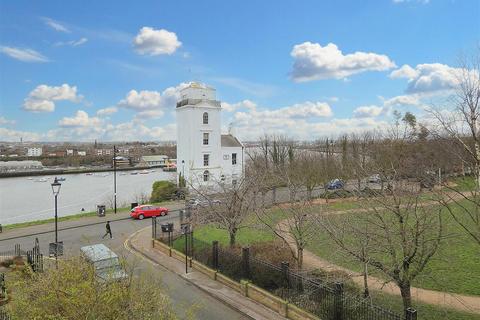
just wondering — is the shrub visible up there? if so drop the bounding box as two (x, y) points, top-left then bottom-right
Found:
(320, 190), (353, 199)
(151, 181), (176, 202)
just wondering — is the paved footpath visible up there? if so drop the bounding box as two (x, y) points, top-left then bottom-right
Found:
(127, 227), (287, 320)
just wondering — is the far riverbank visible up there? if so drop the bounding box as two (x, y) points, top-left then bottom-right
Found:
(0, 164), (170, 178)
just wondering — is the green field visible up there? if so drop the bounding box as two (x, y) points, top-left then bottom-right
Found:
(307, 202), (480, 296)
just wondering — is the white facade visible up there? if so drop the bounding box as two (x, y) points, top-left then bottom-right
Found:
(176, 83), (244, 190)
(27, 147), (42, 157)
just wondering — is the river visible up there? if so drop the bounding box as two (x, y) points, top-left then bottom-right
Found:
(0, 170), (176, 225)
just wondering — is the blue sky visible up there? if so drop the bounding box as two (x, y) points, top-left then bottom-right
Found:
(0, 0), (479, 142)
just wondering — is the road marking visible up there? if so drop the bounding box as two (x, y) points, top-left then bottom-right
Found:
(123, 226), (160, 267)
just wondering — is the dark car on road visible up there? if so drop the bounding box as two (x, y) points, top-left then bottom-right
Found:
(326, 179), (345, 190)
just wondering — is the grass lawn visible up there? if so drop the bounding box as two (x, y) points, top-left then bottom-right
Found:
(370, 290), (479, 320)
(307, 203), (480, 296)
(174, 218), (480, 320)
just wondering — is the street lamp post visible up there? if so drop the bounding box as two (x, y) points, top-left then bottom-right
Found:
(182, 160), (185, 178)
(51, 177), (61, 268)
(113, 145), (117, 214)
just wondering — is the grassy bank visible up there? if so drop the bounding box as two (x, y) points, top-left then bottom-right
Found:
(2, 200), (176, 231)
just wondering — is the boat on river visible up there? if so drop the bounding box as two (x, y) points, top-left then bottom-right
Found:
(34, 178), (48, 182)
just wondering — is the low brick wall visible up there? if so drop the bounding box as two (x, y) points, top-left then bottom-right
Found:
(153, 239), (171, 256)
(286, 303), (320, 320)
(151, 238), (319, 320)
(191, 260), (217, 280)
(245, 283), (287, 316)
(216, 272), (242, 293)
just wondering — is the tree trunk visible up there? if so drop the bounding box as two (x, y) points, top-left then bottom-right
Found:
(297, 247), (303, 270)
(229, 231), (236, 247)
(399, 283), (412, 312)
(363, 262), (370, 298)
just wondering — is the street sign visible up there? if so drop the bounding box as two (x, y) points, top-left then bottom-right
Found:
(49, 241), (64, 257)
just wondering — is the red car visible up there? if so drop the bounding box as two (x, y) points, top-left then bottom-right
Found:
(130, 205), (169, 220)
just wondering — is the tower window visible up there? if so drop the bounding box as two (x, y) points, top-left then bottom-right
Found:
(204, 154), (209, 166)
(232, 153), (237, 165)
(203, 133), (209, 145)
(203, 170), (209, 182)
(203, 112), (209, 124)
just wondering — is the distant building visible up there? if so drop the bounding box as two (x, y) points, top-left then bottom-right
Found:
(140, 155), (169, 167)
(176, 82), (244, 189)
(113, 156), (130, 167)
(66, 149), (74, 156)
(77, 151), (86, 156)
(95, 149), (112, 156)
(27, 147), (42, 157)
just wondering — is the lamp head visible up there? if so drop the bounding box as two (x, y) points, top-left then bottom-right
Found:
(51, 177), (61, 196)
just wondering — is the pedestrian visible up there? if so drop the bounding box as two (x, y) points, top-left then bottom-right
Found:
(102, 221), (112, 239)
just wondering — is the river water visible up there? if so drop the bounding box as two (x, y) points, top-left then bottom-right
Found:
(0, 170), (176, 225)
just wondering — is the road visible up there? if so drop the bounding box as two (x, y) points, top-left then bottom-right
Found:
(0, 206), (249, 320)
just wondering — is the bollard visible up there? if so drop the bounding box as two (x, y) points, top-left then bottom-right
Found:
(406, 308), (417, 320)
(334, 282), (344, 320)
(242, 247), (250, 280)
(281, 261), (290, 288)
(212, 241), (219, 270)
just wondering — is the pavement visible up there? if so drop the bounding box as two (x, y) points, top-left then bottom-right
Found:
(127, 226), (287, 320)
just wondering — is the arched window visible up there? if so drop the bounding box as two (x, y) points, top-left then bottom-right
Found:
(203, 170), (209, 182)
(203, 112), (208, 124)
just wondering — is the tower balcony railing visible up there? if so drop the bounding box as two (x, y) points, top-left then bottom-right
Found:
(176, 98), (222, 108)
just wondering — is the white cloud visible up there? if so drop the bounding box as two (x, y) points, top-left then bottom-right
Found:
(353, 105), (384, 118)
(58, 110), (102, 127)
(389, 63), (469, 94)
(383, 94), (420, 107)
(0, 116), (16, 125)
(135, 109), (165, 119)
(222, 100), (257, 112)
(290, 42), (396, 82)
(55, 37), (88, 47)
(96, 107), (118, 116)
(389, 64), (418, 80)
(133, 27), (181, 56)
(118, 83), (188, 118)
(42, 17), (70, 33)
(0, 127), (42, 142)
(0, 46), (48, 63)
(23, 84), (81, 112)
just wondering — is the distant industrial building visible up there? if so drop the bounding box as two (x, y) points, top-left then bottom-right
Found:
(0, 160), (43, 172)
(140, 155), (169, 167)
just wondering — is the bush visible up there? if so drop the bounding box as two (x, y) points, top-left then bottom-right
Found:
(151, 181), (177, 202)
(6, 258), (178, 320)
(320, 190), (353, 199)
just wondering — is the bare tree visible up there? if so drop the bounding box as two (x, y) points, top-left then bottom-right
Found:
(320, 175), (444, 312)
(428, 49), (480, 245)
(255, 198), (319, 269)
(189, 174), (259, 247)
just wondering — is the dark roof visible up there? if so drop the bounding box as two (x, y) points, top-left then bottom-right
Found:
(221, 134), (243, 148)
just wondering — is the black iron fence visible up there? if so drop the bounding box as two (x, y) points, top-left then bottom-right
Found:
(153, 222), (414, 320)
(0, 308), (10, 320)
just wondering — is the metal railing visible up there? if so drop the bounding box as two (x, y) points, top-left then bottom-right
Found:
(153, 223), (412, 320)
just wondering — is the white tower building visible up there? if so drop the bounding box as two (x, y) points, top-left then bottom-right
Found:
(176, 82), (243, 190)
